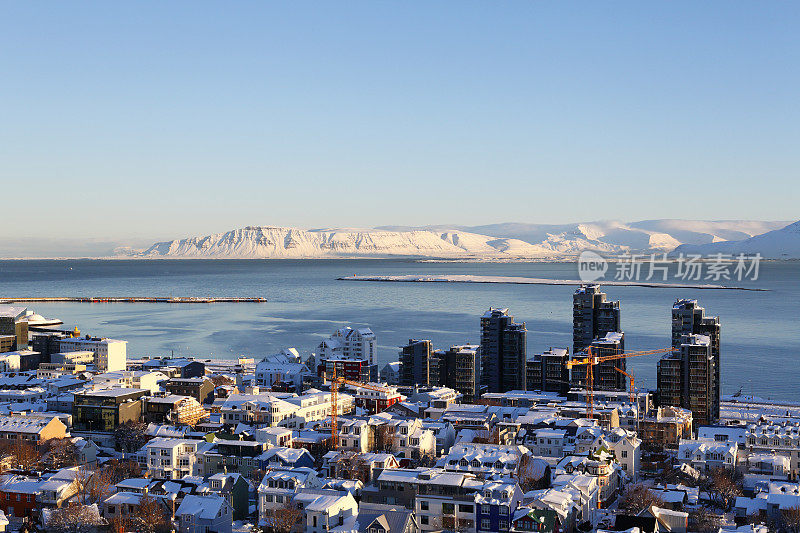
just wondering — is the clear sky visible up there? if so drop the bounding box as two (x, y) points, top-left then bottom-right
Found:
(1, 2), (798, 249)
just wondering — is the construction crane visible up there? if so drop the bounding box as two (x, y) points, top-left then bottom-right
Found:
(615, 366), (640, 434)
(565, 346), (676, 420)
(327, 365), (395, 449)
(614, 366), (636, 404)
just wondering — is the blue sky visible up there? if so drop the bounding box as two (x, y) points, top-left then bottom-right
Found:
(1, 2), (798, 246)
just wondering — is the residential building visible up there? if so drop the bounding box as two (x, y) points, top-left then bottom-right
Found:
(399, 339), (433, 387)
(475, 480), (524, 533)
(380, 361), (402, 386)
(677, 438), (738, 472)
(0, 414), (67, 444)
(572, 331), (625, 391)
(638, 406), (693, 448)
(57, 336), (127, 371)
(657, 334), (717, 425)
(480, 308), (527, 393)
(165, 377), (215, 404)
(175, 494), (232, 533)
(205, 473), (249, 520)
(143, 395), (208, 426)
(145, 438), (204, 480)
(72, 388), (147, 431)
(220, 390), (353, 429)
(316, 326), (378, 382)
(255, 350), (312, 392)
(671, 299), (721, 421)
(526, 348), (570, 395)
(141, 357), (206, 378)
(744, 420), (800, 481)
(356, 502), (416, 533)
(572, 284), (620, 356)
(433, 345), (483, 403)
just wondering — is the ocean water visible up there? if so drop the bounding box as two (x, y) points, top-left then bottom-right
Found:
(0, 259), (797, 400)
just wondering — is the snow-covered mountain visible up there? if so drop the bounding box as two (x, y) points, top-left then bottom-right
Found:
(673, 221), (800, 258)
(137, 220), (794, 259)
(140, 226), (555, 259)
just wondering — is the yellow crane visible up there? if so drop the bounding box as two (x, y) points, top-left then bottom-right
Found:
(327, 365), (395, 449)
(614, 366), (636, 404)
(565, 346), (676, 419)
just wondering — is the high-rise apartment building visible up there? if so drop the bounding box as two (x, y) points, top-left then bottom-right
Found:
(657, 333), (717, 426)
(480, 308), (527, 393)
(570, 332), (626, 391)
(315, 326), (378, 382)
(399, 339), (433, 387)
(526, 347), (570, 394)
(432, 344), (482, 403)
(572, 285), (620, 356)
(671, 299), (720, 421)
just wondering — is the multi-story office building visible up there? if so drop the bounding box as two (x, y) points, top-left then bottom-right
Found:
(433, 345), (482, 403)
(73, 388), (148, 431)
(657, 333), (717, 425)
(571, 331), (625, 391)
(58, 336), (127, 372)
(316, 326), (378, 382)
(399, 339), (433, 387)
(572, 285), (620, 356)
(672, 299), (720, 420)
(526, 348), (570, 394)
(480, 308), (527, 393)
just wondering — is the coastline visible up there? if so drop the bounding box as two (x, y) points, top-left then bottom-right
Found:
(338, 274), (768, 291)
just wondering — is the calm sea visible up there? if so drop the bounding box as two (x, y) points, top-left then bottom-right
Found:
(0, 259), (797, 399)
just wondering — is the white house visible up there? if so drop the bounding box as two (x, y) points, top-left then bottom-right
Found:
(144, 438), (204, 480)
(678, 438), (738, 472)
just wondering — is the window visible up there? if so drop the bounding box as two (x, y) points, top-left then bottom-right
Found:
(421, 515), (429, 525)
(481, 518), (490, 529)
(420, 500), (429, 511)
(621, 450), (628, 458)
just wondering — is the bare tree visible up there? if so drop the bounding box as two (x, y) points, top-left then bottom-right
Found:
(46, 504), (106, 532)
(689, 506), (721, 533)
(114, 421), (150, 453)
(42, 438), (79, 469)
(782, 505), (800, 533)
(262, 500), (303, 533)
(472, 428), (501, 445)
(6, 440), (43, 470)
(85, 466), (115, 505)
(704, 468), (743, 510)
(127, 493), (171, 533)
(372, 425), (396, 452)
(618, 483), (666, 514)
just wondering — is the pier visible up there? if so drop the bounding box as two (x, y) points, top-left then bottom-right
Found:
(0, 296), (267, 304)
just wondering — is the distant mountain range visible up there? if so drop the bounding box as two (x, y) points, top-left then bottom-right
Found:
(129, 219), (799, 259)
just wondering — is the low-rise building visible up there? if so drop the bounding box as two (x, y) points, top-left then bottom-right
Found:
(175, 494), (232, 533)
(0, 414), (67, 444)
(145, 437), (204, 480)
(72, 388), (147, 431)
(164, 377), (215, 404)
(677, 438), (738, 472)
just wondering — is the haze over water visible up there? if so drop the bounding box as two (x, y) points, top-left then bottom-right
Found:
(1, 259), (796, 400)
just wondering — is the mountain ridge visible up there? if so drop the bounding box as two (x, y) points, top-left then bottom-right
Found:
(133, 219), (797, 259)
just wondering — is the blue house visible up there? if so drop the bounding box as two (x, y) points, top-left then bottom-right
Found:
(475, 480), (523, 533)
